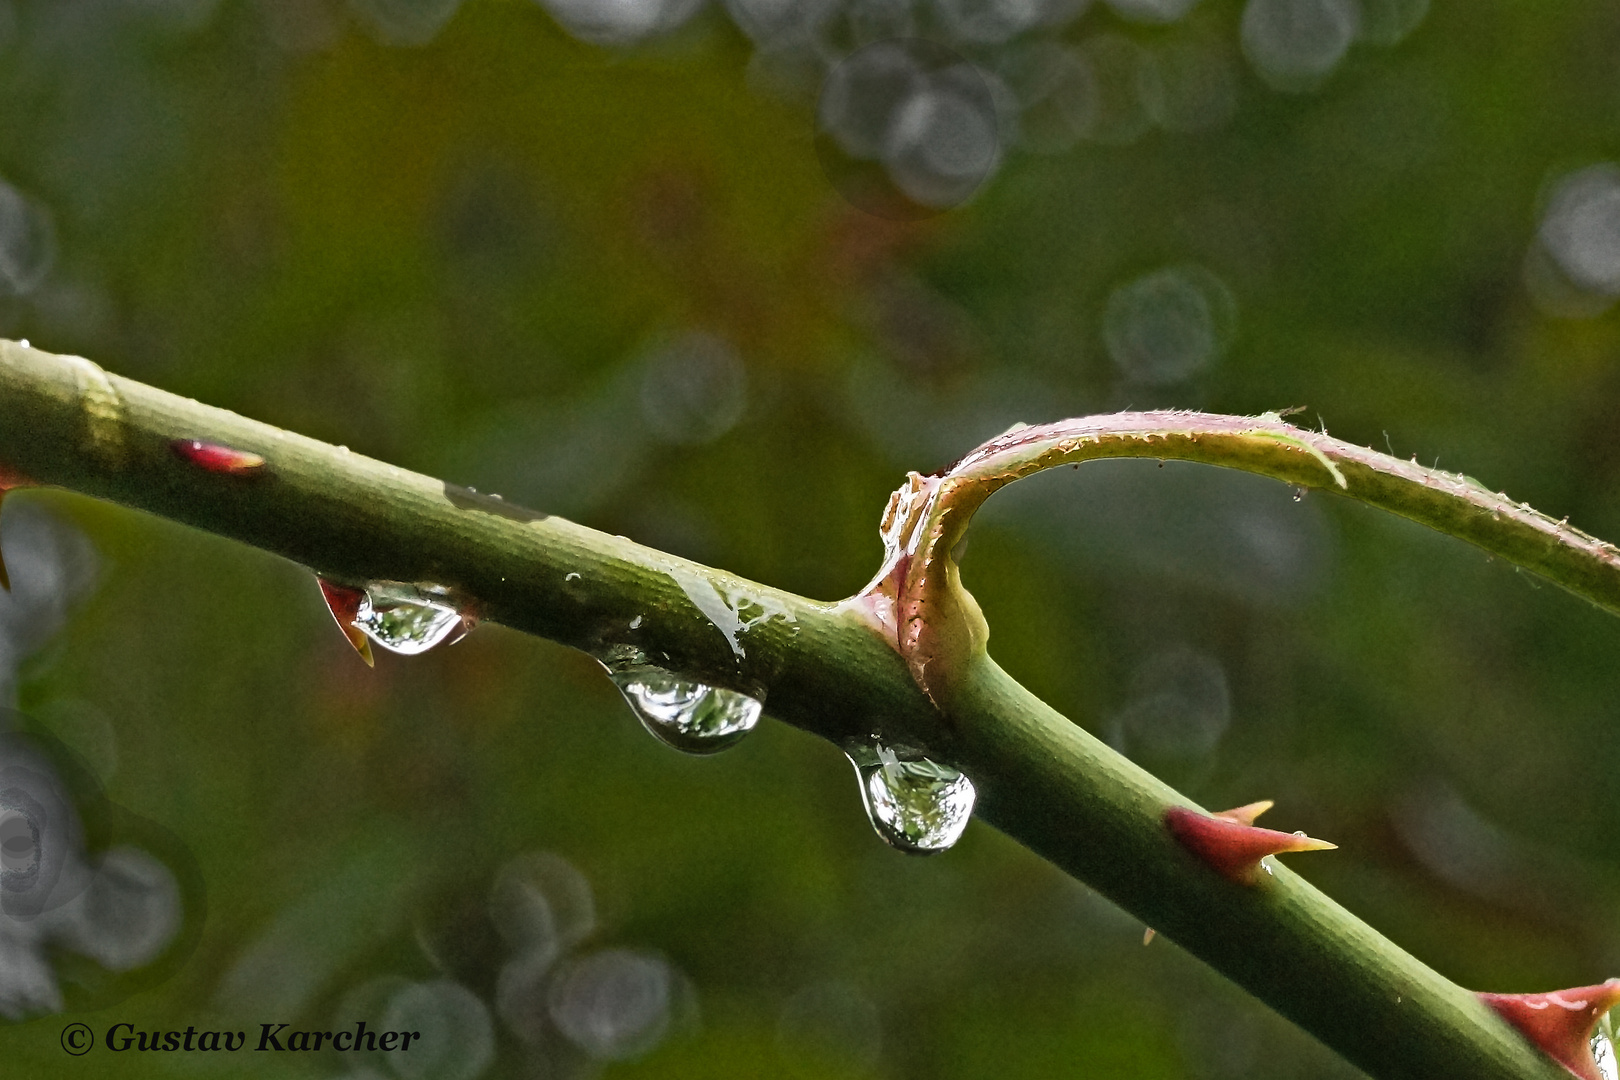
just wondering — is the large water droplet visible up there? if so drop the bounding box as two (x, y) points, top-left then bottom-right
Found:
(598, 645), (761, 755)
(354, 581), (470, 656)
(845, 741), (975, 854)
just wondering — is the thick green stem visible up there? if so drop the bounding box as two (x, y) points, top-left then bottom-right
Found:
(0, 341), (1582, 1079)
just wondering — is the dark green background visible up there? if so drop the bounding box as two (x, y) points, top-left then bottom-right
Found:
(2, 1), (1619, 1077)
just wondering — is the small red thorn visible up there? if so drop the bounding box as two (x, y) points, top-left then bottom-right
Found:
(170, 439), (265, 474)
(1479, 980), (1620, 1080)
(1165, 802), (1337, 884)
(316, 577), (374, 667)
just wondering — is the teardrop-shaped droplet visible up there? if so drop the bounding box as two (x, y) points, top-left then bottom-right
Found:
(597, 645), (761, 755)
(845, 741), (975, 854)
(314, 576), (473, 661)
(354, 581), (470, 655)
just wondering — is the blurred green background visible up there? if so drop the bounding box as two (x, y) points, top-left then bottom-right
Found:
(3, 0), (1620, 1077)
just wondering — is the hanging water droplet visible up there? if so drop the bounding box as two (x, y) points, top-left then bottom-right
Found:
(844, 741), (976, 854)
(315, 576), (473, 661)
(597, 645), (761, 755)
(353, 582), (470, 655)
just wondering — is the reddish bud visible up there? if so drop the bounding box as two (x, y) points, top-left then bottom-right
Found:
(1478, 980), (1620, 1080)
(316, 577), (374, 667)
(1165, 802), (1336, 884)
(170, 439), (265, 474)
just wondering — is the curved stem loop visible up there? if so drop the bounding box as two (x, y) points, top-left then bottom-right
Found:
(855, 410), (1620, 707)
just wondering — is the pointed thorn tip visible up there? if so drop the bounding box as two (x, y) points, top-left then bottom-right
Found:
(317, 576), (374, 667)
(1166, 804), (1337, 884)
(1478, 980), (1620, 1080)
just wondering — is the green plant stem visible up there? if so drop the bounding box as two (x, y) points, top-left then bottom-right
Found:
(0, 341), (1582, 1079)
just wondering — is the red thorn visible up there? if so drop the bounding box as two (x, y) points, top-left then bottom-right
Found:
(1479, 980), (1620, 1080)
(1165, 803), (1337, 884)
(170, 439), (265, 474)
(316, 577), (374, 667)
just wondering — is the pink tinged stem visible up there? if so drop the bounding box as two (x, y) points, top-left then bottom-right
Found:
(1165, 803), (1337, 885)
(170, 439), (266, 474)
(316, 577), (374, 667)
(1478, 980), (1620, 1080)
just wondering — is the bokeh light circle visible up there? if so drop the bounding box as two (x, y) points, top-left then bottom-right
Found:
(816, 39), (1004, 219)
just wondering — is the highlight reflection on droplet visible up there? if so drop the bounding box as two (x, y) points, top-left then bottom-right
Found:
(845, 741), (976, 854)
(597, 645), (762, 754)
(353, 581), (469, 656)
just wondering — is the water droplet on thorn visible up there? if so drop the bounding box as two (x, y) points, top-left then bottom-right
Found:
(1165, 801), (1335, 884)
(353, 582), (471, 655)
(315, 576), (475, 664)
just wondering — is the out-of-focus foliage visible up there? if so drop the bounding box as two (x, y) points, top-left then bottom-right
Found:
(2, 0), (1620, 1077)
